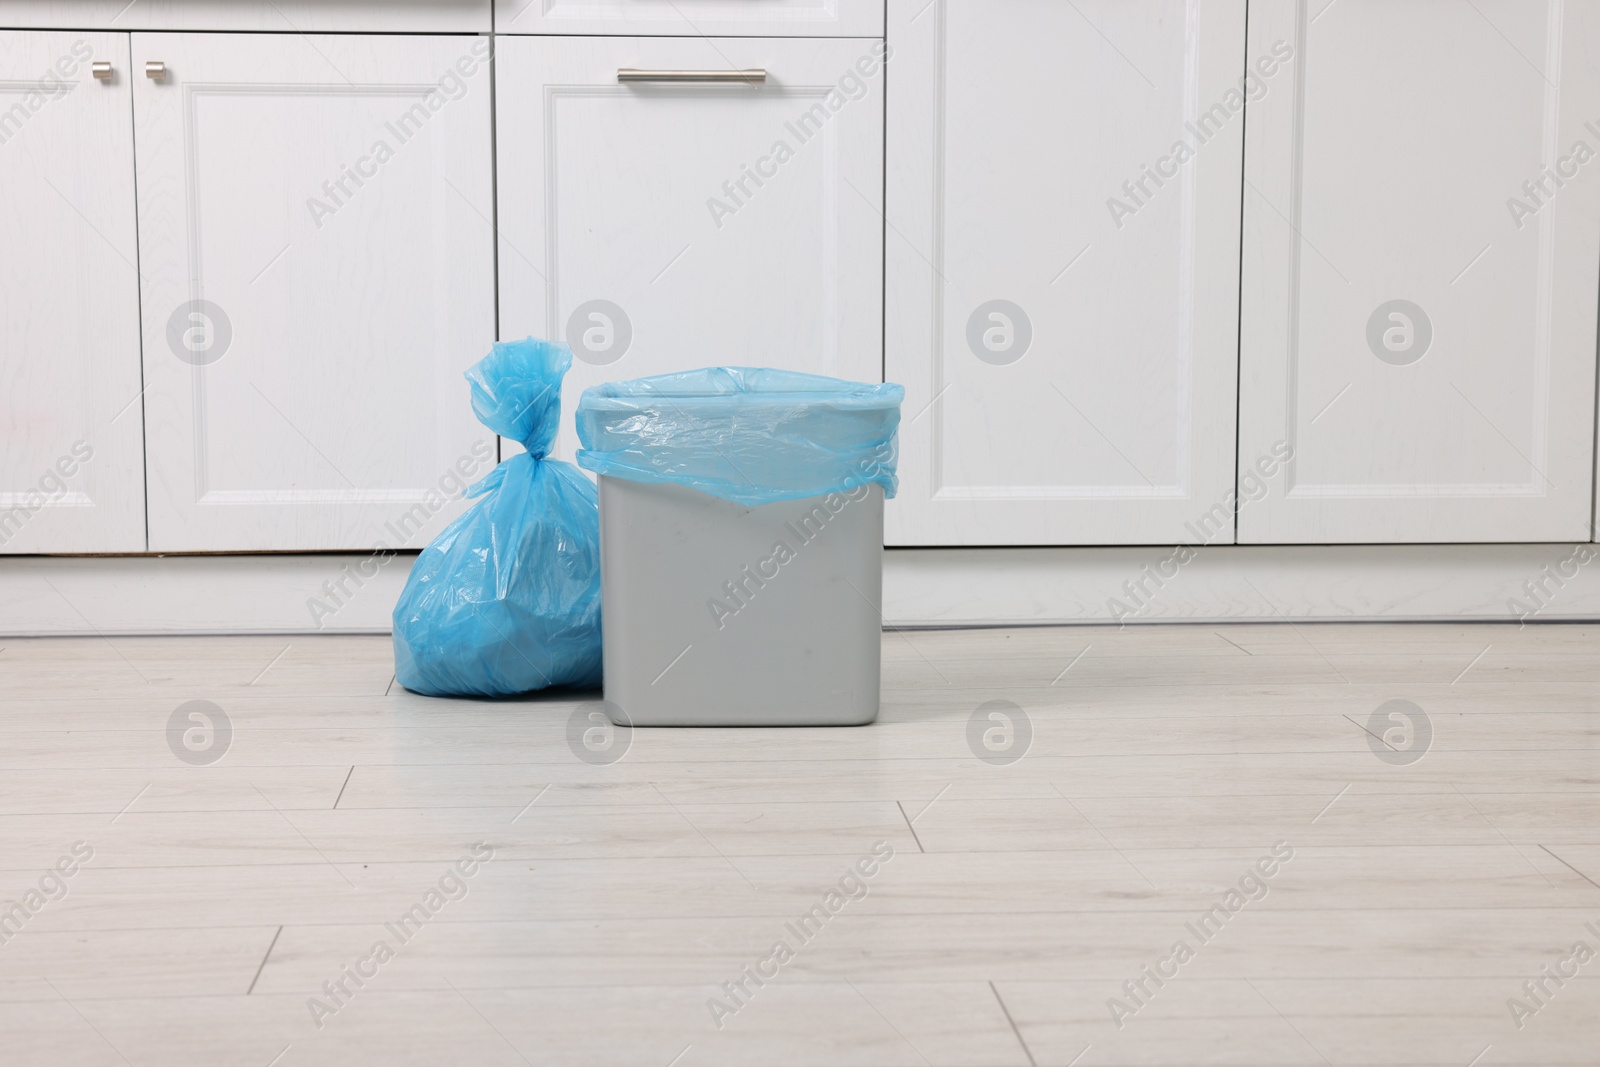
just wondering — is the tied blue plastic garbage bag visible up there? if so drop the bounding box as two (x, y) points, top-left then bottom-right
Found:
(392, 338), (602, 697)
(573, 367), (903, 505)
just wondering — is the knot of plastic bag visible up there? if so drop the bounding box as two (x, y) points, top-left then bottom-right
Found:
(465, 337), (570, 459)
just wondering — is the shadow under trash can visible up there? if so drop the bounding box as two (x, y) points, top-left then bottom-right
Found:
(575, 367), (903, 727)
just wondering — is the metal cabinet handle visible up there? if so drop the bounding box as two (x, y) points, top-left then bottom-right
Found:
(92, 61), (113, 80)
(617, 68), (765, 84)
(145, 60), (167, 80)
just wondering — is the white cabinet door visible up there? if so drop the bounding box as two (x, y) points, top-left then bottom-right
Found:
(885, 0), (1248, 546)
(133, 33), (497, 551)
(1, 31), (145, 554)
(495, 35), (885, 460)
(495, 0), (882, 37)
(1238, 1), (1600, 544)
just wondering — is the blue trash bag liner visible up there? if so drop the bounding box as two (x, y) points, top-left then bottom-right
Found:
(574, 367), (904, 507)
(392, 338), (602, 697)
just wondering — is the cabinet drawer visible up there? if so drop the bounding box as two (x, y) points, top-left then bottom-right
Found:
(495, 35), (886, 461)
(495, 0), (882, 37)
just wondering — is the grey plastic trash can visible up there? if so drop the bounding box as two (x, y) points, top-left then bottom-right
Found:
(574, 367), (903, 727)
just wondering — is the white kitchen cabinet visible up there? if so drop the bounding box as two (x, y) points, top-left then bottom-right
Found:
(885, 0), (1248, 546)
(494, 35), (885, 460)
(1238, 0), (1600, 544)
(494, 0), (882, 37)
(132, 32), (498, 551)
(0, 31), (146, 554)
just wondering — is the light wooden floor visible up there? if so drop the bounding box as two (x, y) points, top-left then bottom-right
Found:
(2, 624), (1599, 1066)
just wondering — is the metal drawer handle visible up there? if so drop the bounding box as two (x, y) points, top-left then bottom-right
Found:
(92, 61), (113, 80)
(617, 68), (765, 84)
(146, 60), (167, 80)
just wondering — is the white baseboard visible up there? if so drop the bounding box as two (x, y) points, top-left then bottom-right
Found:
(882, 544), (1599, 627)
(0, 543), (1595, 636)
(0, 553), (415, 636)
